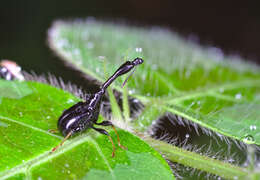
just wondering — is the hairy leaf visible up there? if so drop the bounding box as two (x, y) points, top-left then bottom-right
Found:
(48, 19), (260, 146)
(0, 80), (174, 179)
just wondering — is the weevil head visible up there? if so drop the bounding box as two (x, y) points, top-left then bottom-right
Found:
(132, 57), (144, 66)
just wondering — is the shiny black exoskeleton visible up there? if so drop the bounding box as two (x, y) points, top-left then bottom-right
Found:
(53, 57), (144, 155)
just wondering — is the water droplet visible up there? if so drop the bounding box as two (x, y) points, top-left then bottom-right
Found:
(72, 48), (80, 55)
(98, 56), (105, 61)
(96, 67), (100, 73)
(129, 89), (135, 95)
(46, 116), (51, 119)
(235, 93), (242, 99)
(57, 39), (69, 49)
(197, 101), (201, 105)
(135, 47), (142, 52)
(19, 112), (23, 117)
(185, 134), (190, 138)
(67, 99), (74, 104)
(242, 134), (255, 143)
(228, 158), (235, 163)
(132, 99), (139, 103)
(250, 125), (257, 131)
(87, 42), (94, 49)
(219, 88), (224, 93)
(65, 163), (69, 167)
(0, 121), (9, 127)
(37, 177), (42, 180)
(151, 64), (158, 70)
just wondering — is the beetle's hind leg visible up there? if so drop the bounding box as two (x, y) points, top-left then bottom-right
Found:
(92, 126), (115, 157)
(95, 121), (127, 150)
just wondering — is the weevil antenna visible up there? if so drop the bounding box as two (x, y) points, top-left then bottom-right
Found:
(52, 131), (73, 152)
(121, 66), (136, 88)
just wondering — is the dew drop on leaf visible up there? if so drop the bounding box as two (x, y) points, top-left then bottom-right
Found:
(151, 64), (158, 70)
(96, 67), (100, 73)
(135, 47), (142, 52)
(98, 56), (105, 61)
(129, 89), (135, 95)
(235, 93), (242, 99)
(87, 42), (94, 49)
(0, 121), (9, 127)
(228, 158), (235, 163)
(242, 134), (255, 143)
(249, 125), (257, 131)
(219, 88), (224, 93)
(72, 48), (80, 56)
(67, 99), (74, 104)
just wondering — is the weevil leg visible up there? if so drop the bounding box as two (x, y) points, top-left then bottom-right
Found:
(95, 121), (127, 150)
(51, 131), (72, 152)
(95, 120), (113, 126)
(92, 126), (115, 157)
(111, 126), (127, 150)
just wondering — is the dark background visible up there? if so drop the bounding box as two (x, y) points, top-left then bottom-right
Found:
(0, 1), (257, 174)
(0, 1), (260, 84)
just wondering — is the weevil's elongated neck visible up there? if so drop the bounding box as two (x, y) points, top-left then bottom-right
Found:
(101, 57), (143, 91)
(101, 61), (133, 91)
(88, 58), (143, 109)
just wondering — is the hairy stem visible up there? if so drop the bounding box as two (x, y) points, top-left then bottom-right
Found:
(144, 137), (248, 179)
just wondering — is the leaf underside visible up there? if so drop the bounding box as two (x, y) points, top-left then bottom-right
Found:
(48, 19), (260, 146)
(0, 80), (174, 180)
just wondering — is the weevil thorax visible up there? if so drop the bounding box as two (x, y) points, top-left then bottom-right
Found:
(58, 92), (102, 137)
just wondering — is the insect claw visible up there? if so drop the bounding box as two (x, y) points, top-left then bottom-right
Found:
(119, 143), (127, 150)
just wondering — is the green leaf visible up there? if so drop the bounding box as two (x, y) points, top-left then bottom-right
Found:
(0, 80), (174, 180)
(48, 19), (260, 146)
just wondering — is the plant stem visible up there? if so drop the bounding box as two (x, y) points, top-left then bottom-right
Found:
(122, 85), (130, 121)
(107, 87), (123, 121)
(144, 137), (248, 180)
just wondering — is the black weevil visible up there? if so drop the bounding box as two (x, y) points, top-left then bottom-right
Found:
(52, 57), (144, 157)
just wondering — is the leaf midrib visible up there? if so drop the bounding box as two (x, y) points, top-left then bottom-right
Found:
(131, 79), (260, 105)
(0, 132), (97, 179)
(0, 115), (62, 139)
(0, 115), (117, 179)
